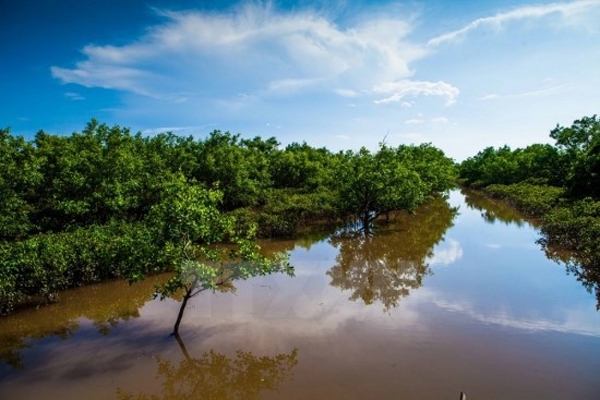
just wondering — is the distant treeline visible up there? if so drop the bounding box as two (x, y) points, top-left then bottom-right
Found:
(458, 114), (600, 308)
(0, 119), (456, 314)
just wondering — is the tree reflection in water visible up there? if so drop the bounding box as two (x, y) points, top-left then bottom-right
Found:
(0, 274), (167, 369)
(117, 334), (298, 400)
(327, 195), (458, 311)
(540, 238), (600, 310)
(461, 187), (537, 227)
(464, 186), (600, 310)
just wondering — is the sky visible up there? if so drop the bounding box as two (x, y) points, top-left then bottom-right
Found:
(1, 0), (599, 160)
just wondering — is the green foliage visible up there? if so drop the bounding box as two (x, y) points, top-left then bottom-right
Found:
(146, 174), (227, 245)
(0, 120), (458, 315)
(270, 142), (337, 190)
(195, 131), (274, 210)
(394, 143), (457, 193)
(550, 115), (600, 197)
(485, 183), (565, 217)
(0, 128), (41, 239)
(541, 198), (600, 254)
(335, 144), (444, 231)
(256, 188), (338, 237)
(458, 114), (600, 309)
(459, 144), (564, 188)
(0, 221), (165, 315)
(32, 120), (169, 230)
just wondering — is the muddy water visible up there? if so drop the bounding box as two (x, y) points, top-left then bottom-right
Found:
(1, 190), (599, 399)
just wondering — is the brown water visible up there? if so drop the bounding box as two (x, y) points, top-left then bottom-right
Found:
(1, 190), (599, 399)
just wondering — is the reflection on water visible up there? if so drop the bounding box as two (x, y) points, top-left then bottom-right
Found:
(0, 274), (167, 368)
(540, 238), (600, 310)
(328, 195), (458, 311)
(463, 186), (600, 310)
(117, 335), (297, 400)
(461, 187), (537, 227)
(1, 191), (600, 399)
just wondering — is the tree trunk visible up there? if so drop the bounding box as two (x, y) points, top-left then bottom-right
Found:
(172, 289), (192, 336)
(362, 215), (371, 235)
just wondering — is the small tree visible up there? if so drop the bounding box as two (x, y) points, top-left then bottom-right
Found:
(146, 174), (293, 335)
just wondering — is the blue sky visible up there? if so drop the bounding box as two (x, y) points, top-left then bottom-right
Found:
(2, 0), (599, 160)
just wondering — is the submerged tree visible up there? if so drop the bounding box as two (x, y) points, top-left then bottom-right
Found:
(145, 175), (293, 335)
(336, 145), (427, 234)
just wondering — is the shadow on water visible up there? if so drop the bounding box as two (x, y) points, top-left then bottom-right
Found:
(327, 195), (459, 311)
(0, 274), (169, 369)
(116, 334), (298, 400)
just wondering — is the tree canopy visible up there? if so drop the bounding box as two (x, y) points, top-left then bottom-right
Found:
(0, 119), (456, 318)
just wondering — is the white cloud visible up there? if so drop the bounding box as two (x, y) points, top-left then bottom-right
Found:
(51, 3), (429, 106)
(373, 80), (460, 106)
(404, 118), (423, 125)
(479, 85), (568, 101)
(428, 0), (600, 47)
(516, 84), (569, 98)
(64, 92), (85, 101)
(141, 125), (215, 136)
(52, 64), (156, 97)
(479, 93), (499, 101)
(267, 78), (320, 94)
(335, 88), (360, 98)
(432, 117), (448, 124)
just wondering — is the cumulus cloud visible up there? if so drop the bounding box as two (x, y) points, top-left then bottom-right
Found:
(373, 80), (460, 106)
(428, 0), (600, 47)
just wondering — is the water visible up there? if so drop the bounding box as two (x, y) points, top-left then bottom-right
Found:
(1, 190), (599, 399)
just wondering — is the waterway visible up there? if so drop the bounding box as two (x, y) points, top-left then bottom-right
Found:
(1, 190), (599, 399)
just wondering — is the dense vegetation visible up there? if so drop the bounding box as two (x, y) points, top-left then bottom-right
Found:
(459, 114), (600, 307)
(0, 120), (456, 316)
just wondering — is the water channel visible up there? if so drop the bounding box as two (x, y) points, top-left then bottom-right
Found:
(1, 189), (599, 399)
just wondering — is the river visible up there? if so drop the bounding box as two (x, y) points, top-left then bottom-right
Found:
(1, 189), (599, 399)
